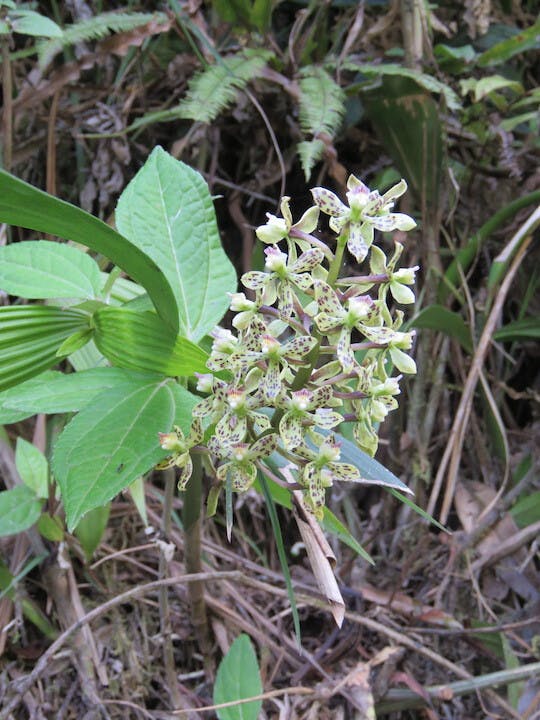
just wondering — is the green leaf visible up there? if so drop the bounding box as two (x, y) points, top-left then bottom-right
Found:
(460, 75), (523, 102)
(510, 491), (540, 529)
(15, 438), (49, 498)
(322, 507), (374, 564)
(53, 377), (198, 530)
(335, 432), (412, 494)
(92, 307), (209, 376)
(0, 486), (42, 537)
(132, 50), (272, 129)
(116, 147), (237, 340)
(36, 11), (165, 68)
(0, 305), (89, 390)
(11, 10), (63, 37)
(362, 76), (446, 218)
(56, 329), (93, 357)
(128, 477), (148, 526)
(386, 488), (448, 532)
(478, 20), (540, 67)
(0, 241), (102, 300)
(349, 61), (461, 111)
(297, 138), (326, 180)
(0, 169), (179, 331)
(37, 513), (64, 542)
(74, 504), (111, 560)
(214, 635), (263, 720)
(494, 316), (540, 342)
(411, 305), (473, 352)
(0, 367), (159, 419)
(299, 65), (346, 138)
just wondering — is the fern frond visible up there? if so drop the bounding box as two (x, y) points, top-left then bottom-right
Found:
(37, 11), (167, 68)
(297, 138), (326, 180)
(298, 66), (346, 139)
(177, 49), (273, 123)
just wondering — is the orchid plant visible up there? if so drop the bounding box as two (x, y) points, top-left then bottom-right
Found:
(158, 174), (418, 519)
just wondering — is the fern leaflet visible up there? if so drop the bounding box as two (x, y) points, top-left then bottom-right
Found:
(176, 49), (273, 123)
(297, 66), (345, 178)
(37, 11), (167, 68)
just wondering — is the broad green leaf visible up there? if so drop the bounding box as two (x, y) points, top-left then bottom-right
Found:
(15, 438), (49, 498)
(68, 339), (107, 371)
(92, 307), (209, 376)
(0, 486), (42, 537)
(362, 77), (446, 220)
(53, 377), (198, 530)
(0, 367), (160, 419)
(214, 635), (263, 720)
(74, 504), (111, 560)
(510, 491), (540, 529)
(478, 20), (540, 67)
(411, 305), (473, 353)
(494, 316), (540, 342)
(0, 169), (179, 331)
(460, 75), (523, 102)
(10, 10), (63, 37)
(352, 62), (461, 111)
(335, 432), (412, 494)
(115, 146), (237, 340)
(0, 241), (102, 300)
(0, 305), (89, 390)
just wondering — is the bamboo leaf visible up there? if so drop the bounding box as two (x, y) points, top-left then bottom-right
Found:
(0, 170), (179, 331)
(92, 307), (209, 376)
(0, 306), (89, 390)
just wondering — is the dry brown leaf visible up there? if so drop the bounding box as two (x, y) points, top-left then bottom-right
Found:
(292, 491), (344, 628)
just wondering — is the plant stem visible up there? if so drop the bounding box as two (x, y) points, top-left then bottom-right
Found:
(2, 38), (13, 171)
(159, 468), (182, 708)
(182, 454), (214, 678)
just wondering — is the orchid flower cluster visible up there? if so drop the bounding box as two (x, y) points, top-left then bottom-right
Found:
(158, 175), (418, 519)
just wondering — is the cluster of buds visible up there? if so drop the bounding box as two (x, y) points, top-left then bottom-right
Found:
(158, 175), (418, 519)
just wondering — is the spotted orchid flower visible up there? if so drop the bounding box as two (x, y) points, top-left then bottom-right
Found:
(252, 334), (318, 401)
(208, 434), (279, 492)
(157, 419), (204, 490)
(242, 245), (324, 317)
(311, 176), (416, 264)
(370, 243), (419, 324)
(313, 280), (380, 373)
(276, 386), (343, 449)
(256, 195), (320, 246)
(212, 385), (271, 446)
(296, 435), (360, 518)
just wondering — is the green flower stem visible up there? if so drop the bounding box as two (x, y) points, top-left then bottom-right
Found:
(256, 460), (303, 490)
(289, 228), (335, 261)
(270, 232), (348, 429)
(333, 390), (369, 399)
(182, 453), (214, 678)
(260, 305), (310, 334)
(336, 273), (390, 285)
(319, 341), (385, 354)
